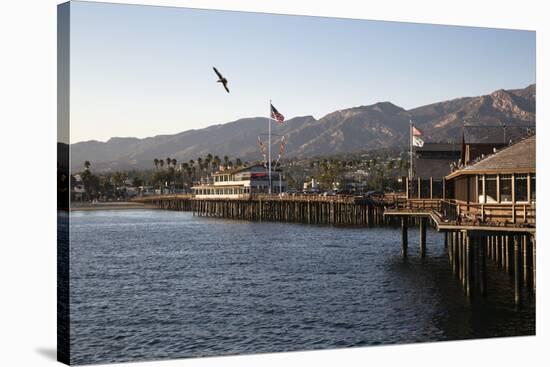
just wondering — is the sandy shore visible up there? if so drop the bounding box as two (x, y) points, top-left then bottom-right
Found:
(70, 202), (157, 211)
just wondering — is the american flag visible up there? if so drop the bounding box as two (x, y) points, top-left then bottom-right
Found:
(270, 104), (285, 123)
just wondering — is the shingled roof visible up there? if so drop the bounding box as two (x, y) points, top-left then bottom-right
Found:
(446, 134), (535, 179)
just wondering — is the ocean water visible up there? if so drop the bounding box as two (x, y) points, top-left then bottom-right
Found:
(68, 210), (535, 365)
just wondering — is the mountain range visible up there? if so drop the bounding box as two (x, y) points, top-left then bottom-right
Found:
(71, 84), (535, 171)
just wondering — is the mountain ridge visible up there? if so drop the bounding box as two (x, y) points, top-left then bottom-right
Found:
(71, 84), (536, 171)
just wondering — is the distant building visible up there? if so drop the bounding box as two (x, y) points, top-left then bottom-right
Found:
(414, 143), (462, 179)
(414, 126), (535, 181)
(192, 164), (287, 198)
(303, 178), (318, 191)
(461, 127), (511, 165)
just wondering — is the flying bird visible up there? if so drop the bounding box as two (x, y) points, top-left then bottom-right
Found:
(213, 67), (229, 93)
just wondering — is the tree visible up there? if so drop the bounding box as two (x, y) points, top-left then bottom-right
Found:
(154, 158), (159, 170)
(84, 161), (91, 170)
(235, 158), (242, 167)
(213, 156), (221, 171)
(132, 176), (143, 188)
(205, 154), (213, 172)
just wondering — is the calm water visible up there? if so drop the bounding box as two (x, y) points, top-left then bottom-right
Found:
(69, 210), (535, 365)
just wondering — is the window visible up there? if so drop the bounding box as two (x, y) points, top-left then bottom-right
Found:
(531, 174), (536, 201)
(500, 174), (512, 203)
(515, 174), (528, 202)
(478, 176), (484, 203)
(485, 175), (497, 203)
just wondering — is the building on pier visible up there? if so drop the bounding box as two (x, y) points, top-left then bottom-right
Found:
(408, 125), (535, 200)
(192, 164), (287, 199)
(445, 134), (535, 225)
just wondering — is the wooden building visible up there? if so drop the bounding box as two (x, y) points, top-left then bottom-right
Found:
(414, 142), (462, 179)
(445, 135), (535, 224)
(409, 126), (534, 200)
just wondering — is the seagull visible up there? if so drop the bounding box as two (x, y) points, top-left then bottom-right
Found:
(213, 67), (229, 93)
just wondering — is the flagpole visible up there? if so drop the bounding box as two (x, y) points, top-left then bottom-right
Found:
(268, 99), (272, 194)
(409, 120), (413, 181)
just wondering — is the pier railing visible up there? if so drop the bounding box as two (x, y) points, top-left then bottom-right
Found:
(446, 200), (535, 226)
(387, 198), (441, 211)
(386, 198), (536, 228)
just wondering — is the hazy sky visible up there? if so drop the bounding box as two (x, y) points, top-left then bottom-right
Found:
(70, 1), (535, 143)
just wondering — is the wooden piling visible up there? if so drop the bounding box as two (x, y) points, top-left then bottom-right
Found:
(523, 235), (530, 289)
(419, 217), (427, 258)
(531, 234), (537, 292)
(465, 233), (472, 298)
(514, 236), (521, 305)
(453, 232), (459, 277)
(401, 217), (408, 257)
(480, 235), (487, 296)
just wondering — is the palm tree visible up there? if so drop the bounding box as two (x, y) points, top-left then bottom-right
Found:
(213, 155), (221, 171)
(153, 158), (159, 170)
(166, 157), (172, 168)
(159, 159), (164, 169)
(223, 155), (229, 168)
(235, 158), (242, 167)
(171, 159), (177, 191)
(84, 161), (91, 170)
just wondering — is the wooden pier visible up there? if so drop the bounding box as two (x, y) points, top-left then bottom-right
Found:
(385, 198), (536, 305)
(134, 194), (394, 227)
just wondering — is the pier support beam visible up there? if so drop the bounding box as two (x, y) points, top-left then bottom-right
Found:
(401, 217), (408, 258)
(480, 235), (487, 297)
(523, 235), (530, 289)
(419, 217), (427, 258)
(504, 236), (512, 273)
(456, 231), (464, 286)
(531, 234), (537, 292)
(453, 232), (459, 277)
(465, 233), (472, 298)
(514, 236), (522, 306)
(460, 232), (468, 292)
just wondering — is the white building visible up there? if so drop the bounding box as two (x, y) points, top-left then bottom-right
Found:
(192, 164), (287, 199)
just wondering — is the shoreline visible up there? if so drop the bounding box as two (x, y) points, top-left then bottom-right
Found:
(70, 202), (157, 211)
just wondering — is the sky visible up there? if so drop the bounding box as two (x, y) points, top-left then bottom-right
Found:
(69, 1), (536, 143)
